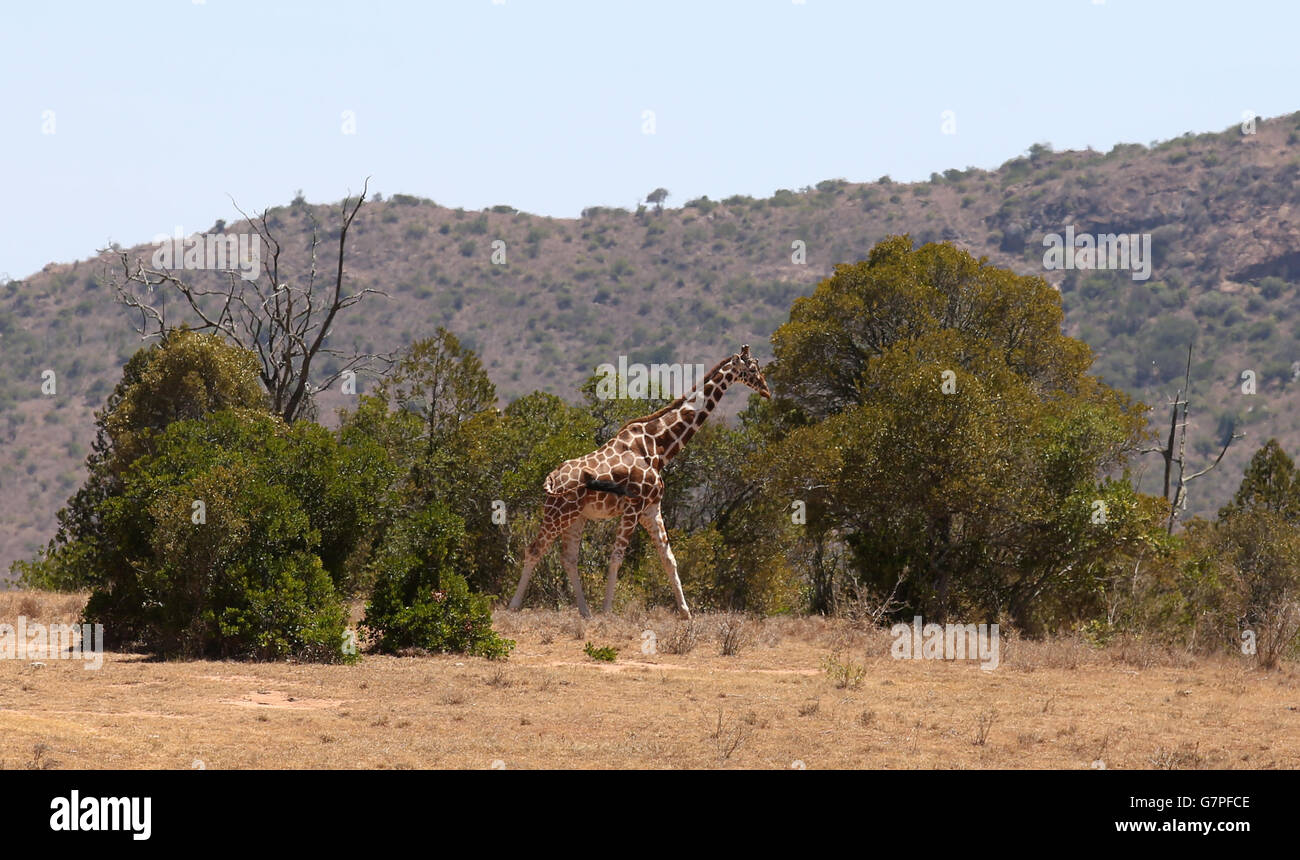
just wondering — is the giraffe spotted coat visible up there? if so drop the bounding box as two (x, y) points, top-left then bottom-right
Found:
(508, 346), (772, 618)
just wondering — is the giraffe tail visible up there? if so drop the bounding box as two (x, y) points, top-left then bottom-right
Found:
(585, 478), (629, 496)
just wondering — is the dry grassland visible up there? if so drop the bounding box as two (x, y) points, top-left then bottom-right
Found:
(1, 591), (1297, 769)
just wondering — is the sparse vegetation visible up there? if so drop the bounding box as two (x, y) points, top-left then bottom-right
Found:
(583, 641), (618, 662)
(822, 652), (866, 689)
(718, 613), (751, 657)
(0, 596), (1296, 768)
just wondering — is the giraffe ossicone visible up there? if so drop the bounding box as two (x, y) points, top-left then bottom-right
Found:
(508, 346), (772, 619)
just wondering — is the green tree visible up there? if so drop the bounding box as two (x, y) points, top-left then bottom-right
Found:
(361, 502), (513, 659)
(1176, 440), (1300, 667)
(341, 335), (604, 599)
(655, 398), (801, 612)
(83, 409), (353, 660)
(646, 188), (669, 213)
(446, 392), (600, 598)
(764, 236), (1156, 629)
(1220, 438), (1300, 521)
(16, 329), (267, 590)
(374, 328), (496, 486)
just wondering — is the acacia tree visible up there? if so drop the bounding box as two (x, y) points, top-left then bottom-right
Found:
(106, 179), (387, 423)
(646, 188), (669, 213)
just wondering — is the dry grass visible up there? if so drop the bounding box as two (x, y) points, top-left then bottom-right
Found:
(661, 620), (700, 655)
(1, 592), (1298, 769)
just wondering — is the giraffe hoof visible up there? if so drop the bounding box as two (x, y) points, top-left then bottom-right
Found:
(676, 607), (692, 621)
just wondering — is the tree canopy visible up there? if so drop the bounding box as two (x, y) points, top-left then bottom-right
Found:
(764, 237), (1154, 629)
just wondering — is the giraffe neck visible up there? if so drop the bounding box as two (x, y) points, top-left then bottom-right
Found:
(655, 366), (735, 463)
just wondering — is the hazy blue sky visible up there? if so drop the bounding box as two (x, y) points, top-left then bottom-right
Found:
(3, 0), (1297, 280)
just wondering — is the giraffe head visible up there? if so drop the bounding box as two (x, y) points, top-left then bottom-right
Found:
(731, 344), (771, 399)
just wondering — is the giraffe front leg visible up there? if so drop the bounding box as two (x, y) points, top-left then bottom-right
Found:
(641, 504), (690, 620)
(602, 511), (639, 614)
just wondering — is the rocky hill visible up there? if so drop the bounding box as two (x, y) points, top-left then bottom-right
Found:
(5, 113), (1300, 577)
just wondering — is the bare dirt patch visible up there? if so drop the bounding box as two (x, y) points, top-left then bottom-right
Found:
(219, 691), (345, 710)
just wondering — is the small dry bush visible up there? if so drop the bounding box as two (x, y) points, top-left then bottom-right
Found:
(662, 620), (699, 655)
(717, 613), (751, 656)
(822, 652), (866, 689)
(1149, 742), (1204, 770)
(972, 709), (998, 746)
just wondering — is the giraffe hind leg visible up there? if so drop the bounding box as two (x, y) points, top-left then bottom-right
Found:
(560, 518), (591, 619)
(509, 501), (566, 611)
(602, 510), (639, 614)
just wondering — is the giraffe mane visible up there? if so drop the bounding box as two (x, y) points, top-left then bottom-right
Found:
(613, 354), (734, 433)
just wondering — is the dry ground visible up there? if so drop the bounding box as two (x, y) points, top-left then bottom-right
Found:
(1, 591), (1297, 769)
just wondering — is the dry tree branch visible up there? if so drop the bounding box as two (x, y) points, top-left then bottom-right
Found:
(104, 179), (392, 422)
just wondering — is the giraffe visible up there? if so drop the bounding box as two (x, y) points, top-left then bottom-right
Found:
(508, 345), (772, 619)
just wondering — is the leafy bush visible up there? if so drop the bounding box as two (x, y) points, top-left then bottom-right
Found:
(20, 329), (268, 591)
(362, 503), (514, 659)
(583, 642), (618, 662)
(1260, 276), (1290, 300)
(84, 421), (355, 661)
(685, 196), (716, 214)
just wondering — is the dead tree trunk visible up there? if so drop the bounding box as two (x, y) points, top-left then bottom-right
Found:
(1143, 341), (1243, 533)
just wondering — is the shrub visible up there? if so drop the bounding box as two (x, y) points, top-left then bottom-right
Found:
(822, 652), (865, 689)
(662, 620), (699, 654)
(1260, 276), (1290, 300)
(1193, 292), (1233, 319)
(22, 330), (269, 592)
(583, 642), (618, 662)
(685, 196), (716, 214)
(362, 503), (514, 659)
(85, 441), (354, 661)
(718, 612), (751, 656)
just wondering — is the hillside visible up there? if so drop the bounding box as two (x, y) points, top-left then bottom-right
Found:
(5, 113), (1300, 578)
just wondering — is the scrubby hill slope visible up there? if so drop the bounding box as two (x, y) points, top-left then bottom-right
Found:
(5, 113), (1300, 576)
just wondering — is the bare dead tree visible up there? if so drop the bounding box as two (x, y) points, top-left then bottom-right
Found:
(1142, 341), (1244, 533)
(105, 178), (390, 423)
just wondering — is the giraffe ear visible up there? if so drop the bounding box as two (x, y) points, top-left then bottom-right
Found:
(740, 344), (751, 359)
